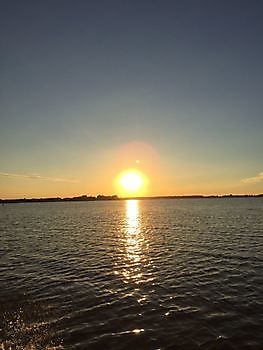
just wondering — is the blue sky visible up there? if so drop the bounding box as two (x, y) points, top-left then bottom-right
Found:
(1, 0), (263, 197)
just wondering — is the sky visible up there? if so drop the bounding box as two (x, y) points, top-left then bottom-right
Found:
(1, 0), (263, 198)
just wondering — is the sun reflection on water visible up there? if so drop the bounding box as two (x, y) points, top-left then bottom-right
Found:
(125, 200), (142, 266)
(116, 200), (145, 284)
(115, 199), (154, 305)
(126, 199), (140, 235)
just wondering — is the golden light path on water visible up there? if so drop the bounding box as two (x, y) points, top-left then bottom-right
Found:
(126, 200), (140, 235)
(123, 200), (143, 283)
(122, 200), (146, 335)
(119, 200), (155, 310)
(114, 199), (155, 339)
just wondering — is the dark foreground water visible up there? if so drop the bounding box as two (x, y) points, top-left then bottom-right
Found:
(0, 198), (263, 349)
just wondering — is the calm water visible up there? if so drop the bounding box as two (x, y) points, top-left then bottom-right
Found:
(0, 198), (262, 349)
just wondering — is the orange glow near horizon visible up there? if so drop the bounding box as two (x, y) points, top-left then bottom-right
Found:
(115, 169), (148, 197)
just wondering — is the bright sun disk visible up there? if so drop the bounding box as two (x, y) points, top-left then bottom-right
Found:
(116, 170), (147, 196)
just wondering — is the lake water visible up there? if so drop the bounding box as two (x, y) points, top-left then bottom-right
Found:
(0, 198), (262, 349)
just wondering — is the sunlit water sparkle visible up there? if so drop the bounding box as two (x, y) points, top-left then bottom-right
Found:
(0, 198), (263, 349)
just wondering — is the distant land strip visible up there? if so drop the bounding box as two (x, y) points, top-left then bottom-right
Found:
(1, 194), (263, 204)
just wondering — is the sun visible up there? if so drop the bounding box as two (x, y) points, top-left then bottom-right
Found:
(116, 169), (148, 196)
(120, 172), (142, 191)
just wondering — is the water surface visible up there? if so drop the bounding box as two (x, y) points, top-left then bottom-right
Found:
(0, 198), (262, 349)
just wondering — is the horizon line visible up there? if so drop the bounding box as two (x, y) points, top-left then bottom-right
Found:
(1, 193), (263, 202)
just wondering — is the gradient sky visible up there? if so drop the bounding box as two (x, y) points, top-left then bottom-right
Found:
(1, 0), (263, 198)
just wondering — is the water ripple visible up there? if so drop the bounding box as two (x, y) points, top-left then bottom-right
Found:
(0, 198), (263, 349)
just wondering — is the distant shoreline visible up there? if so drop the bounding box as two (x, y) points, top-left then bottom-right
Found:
(1, 194), (262, 204)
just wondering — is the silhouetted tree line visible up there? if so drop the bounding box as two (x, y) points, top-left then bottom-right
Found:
(0, 194), (262, 204)
(0, 194), (118, 204)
